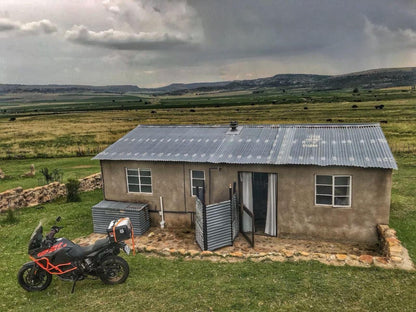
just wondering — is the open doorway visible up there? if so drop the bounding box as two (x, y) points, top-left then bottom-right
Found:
(252, 172), (268, 233)
(240, 172), (277, 237)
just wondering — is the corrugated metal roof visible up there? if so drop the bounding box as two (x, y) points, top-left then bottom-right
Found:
(93, 124), (397, 169)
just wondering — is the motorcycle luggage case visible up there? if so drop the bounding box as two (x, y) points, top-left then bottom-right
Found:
(107, 218), (132, 242)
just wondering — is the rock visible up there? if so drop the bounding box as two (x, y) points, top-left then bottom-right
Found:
(385, 228), (397, 237)
(283, 250), (294, 258)
(374, 257), (389, 266)
(178, 249), (187, 255)
(359, 255), (373, 264)
(299, 251), (310, 257)
(148, 232), (155, 238)
(189, 250), (200, 257)
(201, 251), (213, 256)
(229, 251), (244, 258)
(386, 237), (400, 246)
(391, 256), (403, 263)
(336, 254), (348, 261)
(389, 245), (403, 256)
(145, 246), (156, 252)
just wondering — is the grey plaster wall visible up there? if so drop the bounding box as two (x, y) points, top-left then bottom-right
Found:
(100, 160), (392, 243)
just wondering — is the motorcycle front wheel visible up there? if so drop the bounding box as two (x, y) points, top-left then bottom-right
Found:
(99, 256), (129, 285)
(18, 262), (52, 292)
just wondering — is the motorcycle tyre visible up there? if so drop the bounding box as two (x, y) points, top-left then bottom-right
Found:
(99, 256), (129, 285)
(18, 262), (52, 292)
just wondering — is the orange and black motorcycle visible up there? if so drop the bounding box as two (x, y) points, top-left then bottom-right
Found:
(18, 216), (134, 293)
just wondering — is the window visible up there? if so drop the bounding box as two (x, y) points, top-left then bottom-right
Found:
(315, 175), (351, 207)
(191, 170), (205, 196)
(126, 168), (152, 193)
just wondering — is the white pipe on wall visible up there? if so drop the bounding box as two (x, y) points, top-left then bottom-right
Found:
(159, 196), (165, 229)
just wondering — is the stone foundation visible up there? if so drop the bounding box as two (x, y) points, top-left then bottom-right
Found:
(0, 173), (102, 213)
(75, 224), (414, 271)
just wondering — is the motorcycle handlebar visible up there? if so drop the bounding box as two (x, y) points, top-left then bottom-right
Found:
(46, 226), (64, 240)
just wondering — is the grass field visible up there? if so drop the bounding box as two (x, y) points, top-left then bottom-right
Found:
(0, 157), (100, 192)
(0, 190), (415, 312)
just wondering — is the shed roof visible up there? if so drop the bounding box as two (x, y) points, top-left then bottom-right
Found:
(93, 123), (397, 169)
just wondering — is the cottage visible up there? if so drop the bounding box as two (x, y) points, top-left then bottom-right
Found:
(93, 123), (397, 245)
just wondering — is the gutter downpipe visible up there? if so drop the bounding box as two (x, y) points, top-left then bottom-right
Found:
(159, 196), (165, 229)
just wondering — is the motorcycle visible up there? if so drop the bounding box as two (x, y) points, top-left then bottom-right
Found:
(18, 216), (135, 293)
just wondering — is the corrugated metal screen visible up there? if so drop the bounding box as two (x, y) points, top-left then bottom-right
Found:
(195, 194), (239, 251)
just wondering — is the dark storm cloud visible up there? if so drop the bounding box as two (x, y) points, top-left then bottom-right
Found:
(190, 0), (416, 60)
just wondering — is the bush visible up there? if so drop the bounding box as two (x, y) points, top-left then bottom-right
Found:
(40, 168), (63, 184)
(66, 179), (81, 202)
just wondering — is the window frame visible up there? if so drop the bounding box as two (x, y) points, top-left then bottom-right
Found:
(125, 168), (152, 194)
(315, 175), (352, 208)
(190, 170), (205, 197)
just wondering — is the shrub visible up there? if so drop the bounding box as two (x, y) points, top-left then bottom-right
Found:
(66, 179), (81, 202)
(40, 168), (63, 184)
(40, 168), (53, 184)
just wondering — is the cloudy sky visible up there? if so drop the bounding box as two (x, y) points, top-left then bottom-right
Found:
(0, 0), (415, 87)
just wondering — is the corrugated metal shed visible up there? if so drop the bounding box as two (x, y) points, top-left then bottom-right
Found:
(92, 200), (150, 235)
(94, 123), (397, 169)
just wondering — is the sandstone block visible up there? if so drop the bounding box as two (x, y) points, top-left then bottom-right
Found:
(230, 251), (244, 258)
(189, 250), (200, 257)
(283, 250), (294, 258)
(336, 254), (348, 261)
(145, 246), (156, 252)
(359, 255), (373, 264)
(389, 245), (403, 255)
(201, 251), (213, 256)
(391, 256), (403, 263)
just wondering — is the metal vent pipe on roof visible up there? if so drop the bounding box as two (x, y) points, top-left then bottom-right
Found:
(230, 121), (238, 131)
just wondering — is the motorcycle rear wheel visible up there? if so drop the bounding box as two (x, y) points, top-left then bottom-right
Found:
(99, 256), (129, 285)
(18, 262), (52, 292)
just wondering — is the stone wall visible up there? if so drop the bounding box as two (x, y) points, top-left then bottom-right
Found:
(377, 224), (413, 270)
(0, 173), (101, 213)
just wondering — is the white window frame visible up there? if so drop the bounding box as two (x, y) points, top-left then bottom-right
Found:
(191, 170), (205, 196)
(315, 175), (352, 208)
(126, 168), (152, 194)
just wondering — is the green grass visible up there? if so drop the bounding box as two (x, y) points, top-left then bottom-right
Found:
(390, 155), (416, 260)
(0, 157), (100, 192)
(0, 189), (415, 311)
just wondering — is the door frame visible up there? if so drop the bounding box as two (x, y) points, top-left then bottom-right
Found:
(238, 171), (278, 244)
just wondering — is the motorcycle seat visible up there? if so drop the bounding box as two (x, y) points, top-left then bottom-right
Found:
(80, 237), (110, 256)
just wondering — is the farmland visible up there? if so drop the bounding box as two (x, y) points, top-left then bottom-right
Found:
(0, 87), (415, 160)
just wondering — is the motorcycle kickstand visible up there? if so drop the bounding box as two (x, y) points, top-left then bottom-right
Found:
(71, 280), (77, 294)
